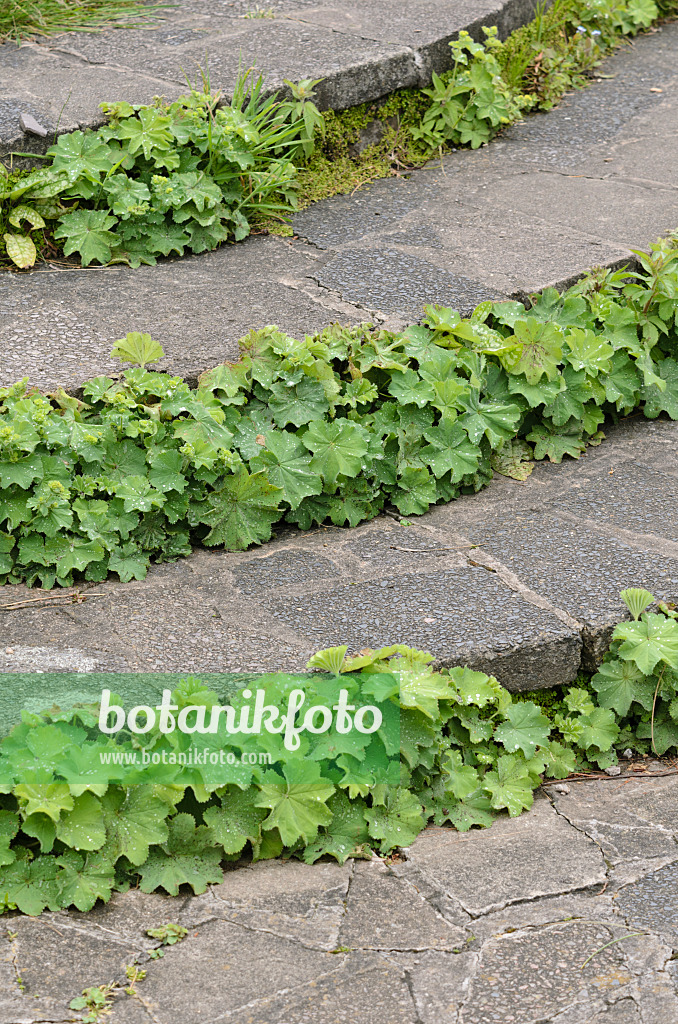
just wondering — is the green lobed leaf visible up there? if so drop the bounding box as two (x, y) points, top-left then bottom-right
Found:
(137, 813), (224, 896)
(255, 761), (335, 847)
(494, 702), (551, 758)
(613, 614), (678, 674)
(54, 209), (119, 267)
(201, 468), (282, 549)
(301, 419), (369, 488)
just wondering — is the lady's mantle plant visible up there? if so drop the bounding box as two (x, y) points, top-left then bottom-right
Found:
(0, 236), (677, 589)
(1, 72), (314, 269)
(0, 590), (676, 915)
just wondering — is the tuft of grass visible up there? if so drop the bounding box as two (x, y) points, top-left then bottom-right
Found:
(0, 0), (169, 44)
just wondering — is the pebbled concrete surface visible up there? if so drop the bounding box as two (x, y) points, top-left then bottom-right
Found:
(0, 0), (543, 156)
(1, 415), (677, 688)
(2, 778), (678, 1024)
(3, 22), (678, 390)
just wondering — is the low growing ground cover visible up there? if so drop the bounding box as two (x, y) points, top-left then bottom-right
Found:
(2, 0), (676, 266)
(0, 234), (676, 589)
(0, 589), (676, 915)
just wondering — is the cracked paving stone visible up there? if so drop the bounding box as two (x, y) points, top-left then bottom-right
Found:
(462, 920), (635, 1024)
(230, 549), (341, 597)
(615, 862), (678, 939)
(203, 858), (352, 951)
(342, 520), (467, 570)
(400, 795), (606, 917)
(455, 510), (678, 664)
(107, 1002), (152, 1024)
(470, 891), (622, 945)
(8, 913), (143, 1007)
(556, 461), (678, 543)
(338, 859), (467, 951)
(551, 776), (678, 870)
(123, 918), (337, 1024)
(314, 247), (503, 319)
(587, 1003), (643, 1024)
(64, 889), (196, 948)
(614, 935), (678, 1024)
(0, 238), (361, 391)
(0, 937), (70, 1024)
(0, 562), (312, 675)
(218, 949), (416, 1023)
(385, 949), (477, 1024)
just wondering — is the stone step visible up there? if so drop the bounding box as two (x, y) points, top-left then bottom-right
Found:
(2, 21), (678, 683)
(2, 415), (677, 686)
(0, 0), (543, 158)
(2, 21), (677, 391)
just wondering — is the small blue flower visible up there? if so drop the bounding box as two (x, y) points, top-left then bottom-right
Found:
(591, 29), (602, 36)
(576, 25), (586, 33)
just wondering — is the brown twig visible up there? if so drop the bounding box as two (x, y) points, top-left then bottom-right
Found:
(389, 545), (475, 553)
(0, 592), (107, 612)
(541, 768), (678, 785)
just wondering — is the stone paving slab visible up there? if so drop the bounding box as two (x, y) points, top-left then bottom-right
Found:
(0, 0), (542, 157)
(2, 415), (677, 688)
(2, 778), (678, 1024)
(3, 21), (678, 391)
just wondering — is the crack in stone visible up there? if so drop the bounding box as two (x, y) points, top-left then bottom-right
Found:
(202, 961), (348, 1024)
(129, 990), (166, 1024)
(535, 163), (678, 196)
(209, 895), (344, 952)
(397, 849), (608, 920)
(545, 789), (611, 880)
(554, 508), (678, 562)
(24, 913), (143, 950)
(458, 544), (582, 631)
(18, 40), (186, 88)
(386, 859), (471, 930)
(401, 965), (427, 1024)
(278, 272), (398, 326)
(341, 857), (357, 918)
(5, 928), (27, 1000)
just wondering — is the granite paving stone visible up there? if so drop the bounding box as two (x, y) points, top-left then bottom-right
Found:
(458, 515), (678, 623)
(551, 776), (678, 871)
(116, 917), (333, 1023)
(0, 0), (545, 157)
(555, 461), (678, 542)
(314, 247), (504, 319)
(616, 861), (678, 938)
(461, 920), (634, 1024)
(230, 549), (341, 596)
(396, 794), (607, 917)
(213, 950), (417, 1024)
(9, 913), (143, 1006)
(337, 859), (467, 951)
(205, 858), (352, 950)
(265, 564), (582, 688)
